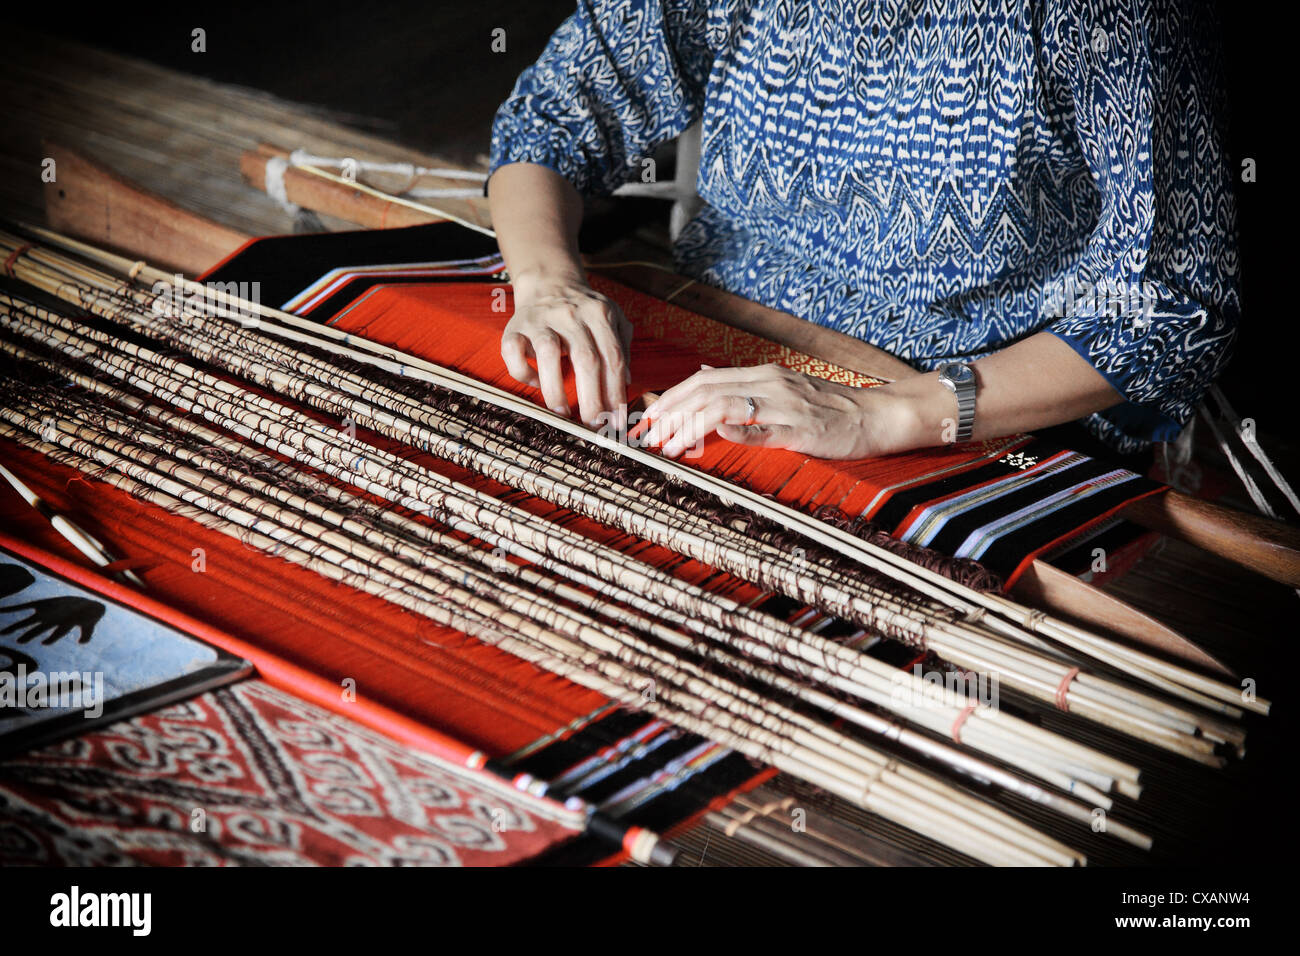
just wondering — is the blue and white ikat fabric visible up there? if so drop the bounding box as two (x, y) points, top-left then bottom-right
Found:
(490, 0), (1240, 451)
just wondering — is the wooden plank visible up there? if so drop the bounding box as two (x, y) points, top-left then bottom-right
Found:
(241, 144), (447, 231)
(42, 141), (251, 276)
(1012, 561), (1235, 676)
(1128, 490), (1300, 589)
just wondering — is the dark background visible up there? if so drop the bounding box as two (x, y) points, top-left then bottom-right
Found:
(2, 1), (1288, 436)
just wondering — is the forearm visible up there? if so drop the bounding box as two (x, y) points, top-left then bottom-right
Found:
(877, 332), (1124, 449)
(488, 162), (587, 288)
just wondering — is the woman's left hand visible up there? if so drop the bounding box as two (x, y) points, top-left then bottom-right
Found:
(639, 363), (917, 461)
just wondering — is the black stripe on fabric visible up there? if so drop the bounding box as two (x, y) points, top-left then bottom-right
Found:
(870, 437), (1056, 530)
(567, 735), (720, 806)
(1042, 519), (1149, 577)
(977, 477), (1160, 575)
(816, 617), (861, 639)
(512, 709), (650, 781)
(512, 710), (752, 817)
(923, 455), (1115, 557)
(872, 458), (1015, 530)
(753, 593), (802, 619)
(201, 222), (500, 321)
(521, 749), (761, 866)
(513, 708), (761, 866)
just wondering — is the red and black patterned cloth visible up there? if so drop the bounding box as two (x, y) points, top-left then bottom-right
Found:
(0, 680), (578, 866)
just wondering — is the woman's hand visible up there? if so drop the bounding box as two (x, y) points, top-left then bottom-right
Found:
(640, 363), (924, 460)
(501, 273), (633, 426)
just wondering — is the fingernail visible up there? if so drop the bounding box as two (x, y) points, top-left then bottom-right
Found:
(662, 439), (681, 457)
(557, 404), (570, 417)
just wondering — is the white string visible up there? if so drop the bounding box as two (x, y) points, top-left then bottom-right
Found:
(404, 187), (488, 200)
(263, 156), (301, 215)
(287, 149), (487, 182)
(1198, 405), (1277, 519)
(1208, 385), (1300, 518)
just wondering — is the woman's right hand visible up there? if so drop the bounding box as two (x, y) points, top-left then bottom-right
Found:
(501, 272), (633, 426)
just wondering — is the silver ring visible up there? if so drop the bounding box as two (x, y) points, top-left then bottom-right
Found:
(742, 396), (758, 426)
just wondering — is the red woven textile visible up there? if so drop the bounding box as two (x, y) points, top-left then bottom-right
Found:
(0, 679), (580, 866)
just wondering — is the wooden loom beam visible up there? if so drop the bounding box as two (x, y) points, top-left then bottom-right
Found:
(42, 141), (249, 277)
(31, 145), (1293, 668)
(239, 143), (461, 231)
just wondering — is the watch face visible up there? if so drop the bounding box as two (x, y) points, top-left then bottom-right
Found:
(941, 363), (974, 385)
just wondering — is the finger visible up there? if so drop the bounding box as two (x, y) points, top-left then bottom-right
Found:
(1, 614), (33, 637)
(646, 408), (695, 455)
(717, 423), (797, 448)
(644, 386), (712, 447)
(563, 325), (606, 426)
(644, 365), (766, 420)
(588, 312), (629, 416)
(500, 332), (539, 388)
(616, 313), (634, 383)
(643, 373), (720, 441)
(661, 394), (755, 458)
(530, 330), (570, 416)
(646, 381), (757, 447)
(643, 370), (714, 421)
(627, 407), (655, 443)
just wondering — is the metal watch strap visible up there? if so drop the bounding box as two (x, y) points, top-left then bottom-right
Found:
(938, 362), (976, 443)
(951, 385), (975, 443)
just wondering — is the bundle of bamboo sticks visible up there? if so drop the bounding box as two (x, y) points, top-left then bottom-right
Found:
(0, 226), (1268, 864)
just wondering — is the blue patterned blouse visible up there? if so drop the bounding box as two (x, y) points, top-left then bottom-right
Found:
(489, 0), (1240, 452)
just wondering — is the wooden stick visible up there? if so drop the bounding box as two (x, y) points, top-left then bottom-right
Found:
(0, 460), (145, 589)
(44, 140), (249, 276)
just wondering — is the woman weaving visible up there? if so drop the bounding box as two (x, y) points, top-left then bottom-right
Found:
(486, 0), (1237, 461)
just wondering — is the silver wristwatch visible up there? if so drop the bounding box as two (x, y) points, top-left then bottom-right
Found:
(937, 362), (977, 443)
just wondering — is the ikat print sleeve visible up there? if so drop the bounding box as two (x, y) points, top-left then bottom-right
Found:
(489, 0), (713, 197)
(1040, 0), (1240, 443)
